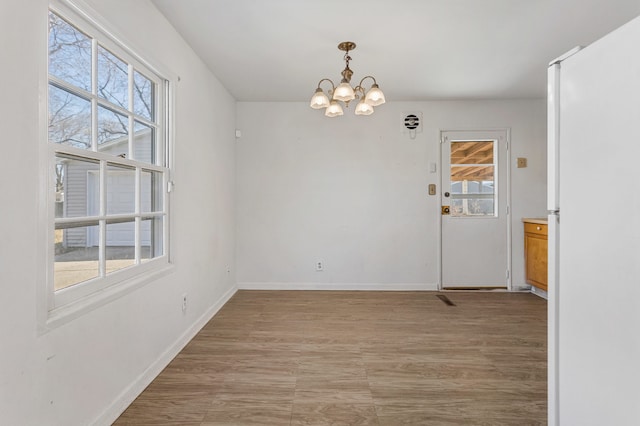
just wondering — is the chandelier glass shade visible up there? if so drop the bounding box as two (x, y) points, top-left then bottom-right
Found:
(325, 100), (344, 117)
(310, 42), (385, 117)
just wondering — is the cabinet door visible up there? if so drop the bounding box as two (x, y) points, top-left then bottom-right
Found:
(525, 233), (548, 291)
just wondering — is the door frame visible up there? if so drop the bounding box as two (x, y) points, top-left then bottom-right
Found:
(437, 128), (512, 291)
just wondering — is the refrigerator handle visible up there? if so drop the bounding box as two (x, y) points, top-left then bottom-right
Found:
(547, 64), (561, 211)
(548, 46), (582, 212)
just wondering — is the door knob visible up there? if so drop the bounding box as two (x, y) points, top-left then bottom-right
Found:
(444, 192), (450, 197)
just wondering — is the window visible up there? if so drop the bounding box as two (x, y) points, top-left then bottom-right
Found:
(449, 141), (496, 217)
(47, 5), (171, 312)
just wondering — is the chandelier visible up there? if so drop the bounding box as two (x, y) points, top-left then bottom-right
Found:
(309, 41), (386, 117)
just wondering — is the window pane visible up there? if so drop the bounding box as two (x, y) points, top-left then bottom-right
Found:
(97, 105), (128, 153)
(450, 141), (494, 165)
(97, 45), (129, 109)
(141, 216), (163, 262)
(450, 179), (495, 217)
(451, 197), (495, 217)
(141, 170), (163, 213)
(450, 166), (494, 187)
(49, 85), (92, 149)
(55, 155), (100, 218)
(48, 12), (91, 91)
(449, 139), (496, 217)
(450, 174), (495, 195)
(106, 220), (135, 274)
(133, 121), (155, 164)
(54, 224), (99, 290)
(106, 164), (135, 215)
(134, 71), (154, 121)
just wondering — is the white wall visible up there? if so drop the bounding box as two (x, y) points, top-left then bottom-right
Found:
(236, 100), (546, 290)
(0, 1), (236, 425)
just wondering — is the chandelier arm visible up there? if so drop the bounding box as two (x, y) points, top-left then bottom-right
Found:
(353, 85), (366, 99)
(316, 78), (336, 92)
(357, 75), (378, 88)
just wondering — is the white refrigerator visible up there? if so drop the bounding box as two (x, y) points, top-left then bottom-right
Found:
(547, 15), (640, 426)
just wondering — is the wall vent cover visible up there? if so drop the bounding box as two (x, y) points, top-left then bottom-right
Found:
(404, 114), (420, 130)
(402, 112), (423, 138)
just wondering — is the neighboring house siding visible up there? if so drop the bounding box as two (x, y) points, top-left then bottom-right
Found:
(63, 130), (153, 248)
(64, 160), (98, 248)
(133, 129), (153, 163)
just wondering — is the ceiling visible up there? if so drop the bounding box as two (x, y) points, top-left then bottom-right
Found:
(151, 0), (640, 102)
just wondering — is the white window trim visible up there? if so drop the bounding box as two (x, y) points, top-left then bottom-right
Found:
(39, 0), (177, 333)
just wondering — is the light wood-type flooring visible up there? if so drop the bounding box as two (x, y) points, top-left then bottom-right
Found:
(114, 291), (547, 425)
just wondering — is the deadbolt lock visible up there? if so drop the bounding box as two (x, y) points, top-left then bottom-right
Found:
(441, 206), (450, 215)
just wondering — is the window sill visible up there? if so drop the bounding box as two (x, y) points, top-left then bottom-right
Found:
(42, 261), (175, 332)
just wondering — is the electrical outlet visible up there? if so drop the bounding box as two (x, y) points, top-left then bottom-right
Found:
(316, 261), (324, 271)
(517, 157), (527, 168)
(182, 293), (187, 313)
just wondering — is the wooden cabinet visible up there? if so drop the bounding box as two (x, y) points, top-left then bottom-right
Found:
(523, 220), (548, 291)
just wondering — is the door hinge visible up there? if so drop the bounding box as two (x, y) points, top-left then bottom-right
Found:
(506, 269), (510, 279)
(506, 205), (510, 215)
(167, 181), (174, 193)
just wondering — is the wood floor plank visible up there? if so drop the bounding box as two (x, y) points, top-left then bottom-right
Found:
(114, 291), (547, 425)
(290, 403), (379, 426)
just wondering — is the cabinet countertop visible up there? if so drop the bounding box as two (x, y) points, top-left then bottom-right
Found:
(522, 218), (548, 225)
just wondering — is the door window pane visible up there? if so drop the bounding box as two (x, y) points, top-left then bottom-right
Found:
(451, 195), (495, 216)
(450, 166), (495, 186)
(450, 141), (494, 165)
(450, 141), (496, 217)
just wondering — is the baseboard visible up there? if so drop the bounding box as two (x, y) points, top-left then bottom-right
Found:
(93, 284), (237, 426)
(530, 285), (548, 300)
(511, 285), (533, 292)
(236, 282), (438, 291)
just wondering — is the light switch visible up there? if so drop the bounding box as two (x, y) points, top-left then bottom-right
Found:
(428, 184), (436, 195)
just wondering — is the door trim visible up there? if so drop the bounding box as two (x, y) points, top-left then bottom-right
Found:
(437, 128), (512, 291)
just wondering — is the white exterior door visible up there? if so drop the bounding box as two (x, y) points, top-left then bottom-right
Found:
(440, 130), (509, 288)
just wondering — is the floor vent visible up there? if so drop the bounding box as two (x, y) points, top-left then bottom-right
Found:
(436, 295), (456, 306)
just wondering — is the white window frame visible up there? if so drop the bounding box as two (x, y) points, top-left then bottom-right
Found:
(40, 0), (175, 330)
